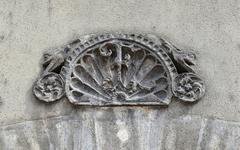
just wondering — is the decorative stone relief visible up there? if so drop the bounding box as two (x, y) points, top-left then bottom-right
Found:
(33, 33), (205, 106)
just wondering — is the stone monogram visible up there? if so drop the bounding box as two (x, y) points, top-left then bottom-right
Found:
(33, 33), (205, 106)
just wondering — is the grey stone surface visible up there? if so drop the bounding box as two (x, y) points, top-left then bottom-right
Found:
(1, 113), (240, 150)
(1, 0), (240, 149)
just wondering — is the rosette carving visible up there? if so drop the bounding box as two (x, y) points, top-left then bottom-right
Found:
(33, 73), (64, 102)
(33, 33), (205, 105)
(173, 73), (205, 102)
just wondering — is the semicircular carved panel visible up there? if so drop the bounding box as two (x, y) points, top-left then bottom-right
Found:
(33, 33), (205, 106)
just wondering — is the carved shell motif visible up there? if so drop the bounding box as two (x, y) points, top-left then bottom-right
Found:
(33, 34), (206, 106)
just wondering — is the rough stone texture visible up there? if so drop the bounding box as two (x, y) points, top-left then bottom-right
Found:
(1, 113), (240, 150)
(1, 0), (240, 149)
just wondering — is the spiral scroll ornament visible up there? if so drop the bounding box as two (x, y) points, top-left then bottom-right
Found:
(33, 73), (65, 102)
(173, 73), (205, 102)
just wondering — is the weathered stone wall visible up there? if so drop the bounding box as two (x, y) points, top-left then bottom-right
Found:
(0, 0), (240, 149)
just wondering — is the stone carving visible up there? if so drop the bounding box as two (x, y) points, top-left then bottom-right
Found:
(33, 33), (205, 105)
(173, 73), (205, 102)
(33, 73), (64, 102)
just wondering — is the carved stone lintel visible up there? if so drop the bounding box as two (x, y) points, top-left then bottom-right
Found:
(33, 33), (205, 105)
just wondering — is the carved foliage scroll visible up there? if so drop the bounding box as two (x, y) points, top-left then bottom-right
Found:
(33, 34), (205, 106)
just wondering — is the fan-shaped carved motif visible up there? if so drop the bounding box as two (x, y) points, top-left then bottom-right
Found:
(33, 33), (205, 106)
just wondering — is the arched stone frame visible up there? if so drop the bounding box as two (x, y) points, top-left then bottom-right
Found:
(33, 33), (205, 106)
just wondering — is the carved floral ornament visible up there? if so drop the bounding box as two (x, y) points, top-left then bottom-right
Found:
(33, 33), (205, 106)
